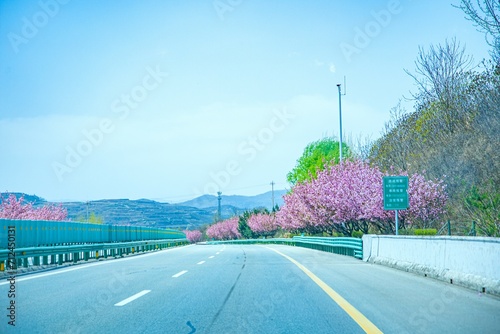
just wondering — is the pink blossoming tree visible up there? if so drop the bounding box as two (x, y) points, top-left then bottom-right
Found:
(184, 230), (203, 243)
(276, 161), (447, 235)
(247, 212), (278, 237)
(206, 216), (241, 240)
(0, 194), (68, 221)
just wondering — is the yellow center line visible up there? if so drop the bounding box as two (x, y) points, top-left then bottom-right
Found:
(264, 246), (383, 334)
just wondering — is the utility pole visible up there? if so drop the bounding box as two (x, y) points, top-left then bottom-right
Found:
(337, 77), (346, 163)
(86, 201), (89, 222)
(217, 191), (222, 221)
(270, 181), (275, 210)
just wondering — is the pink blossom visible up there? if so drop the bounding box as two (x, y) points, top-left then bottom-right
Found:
(0, 194), (68, 221)
(276, 161), (447, 232)
(206, 216), (241, 240)
(247, 213), (278, 234)
(184, 230), (203, 243)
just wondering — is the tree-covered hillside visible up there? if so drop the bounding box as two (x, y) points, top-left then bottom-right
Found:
(368, 2), (500, 236)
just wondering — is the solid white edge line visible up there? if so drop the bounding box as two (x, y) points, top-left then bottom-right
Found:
(114, 290), (151, 307)
(172, 270), (188, 278)
(197, 261), (206, 265)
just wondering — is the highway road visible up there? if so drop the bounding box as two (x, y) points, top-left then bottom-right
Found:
(0, 244), (498, 333)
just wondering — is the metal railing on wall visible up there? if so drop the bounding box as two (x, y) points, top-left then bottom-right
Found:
(436, 220), (479, 236)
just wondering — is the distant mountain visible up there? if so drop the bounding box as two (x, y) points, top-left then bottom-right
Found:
(177, 190), (287, 210)
(61, 199), (215, 229)
(0, 192), (46, 204)
(0, 191), (287, 229)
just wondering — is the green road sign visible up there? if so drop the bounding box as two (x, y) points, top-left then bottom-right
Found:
(383, 176), (409, 210)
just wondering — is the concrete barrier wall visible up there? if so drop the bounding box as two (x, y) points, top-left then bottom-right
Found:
(362, 235), (500, 296)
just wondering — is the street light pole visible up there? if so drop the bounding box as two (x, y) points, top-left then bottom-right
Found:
(270, 181), (275, 210)
(217, 191), (222, 221)
(337, 83), (343, 163)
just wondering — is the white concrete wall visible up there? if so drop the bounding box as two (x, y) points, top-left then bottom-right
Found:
(362, 235), (500, 295)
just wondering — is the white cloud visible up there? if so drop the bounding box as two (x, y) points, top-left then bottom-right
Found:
(329, 63), (337, 73)
(314, 59), (325, 66)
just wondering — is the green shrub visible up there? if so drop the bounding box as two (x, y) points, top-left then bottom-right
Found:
(351, 230), (364, 238)
(414, 228), (437, 236)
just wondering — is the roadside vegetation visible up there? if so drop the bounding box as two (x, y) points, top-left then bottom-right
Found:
(190, 1), (499, 242)
(0, 194), (67, 221)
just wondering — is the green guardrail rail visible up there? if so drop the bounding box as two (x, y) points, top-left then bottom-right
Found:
(0, 238), (188, 271)
(207, 236), (363, 259)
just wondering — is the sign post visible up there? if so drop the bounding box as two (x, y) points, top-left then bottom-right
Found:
(383, 176), (409, 235)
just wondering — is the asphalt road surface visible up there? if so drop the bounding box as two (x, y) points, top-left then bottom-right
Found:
(0, 244), (498, 333)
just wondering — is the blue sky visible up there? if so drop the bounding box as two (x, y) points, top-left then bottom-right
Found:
(0, 0), (491, 203)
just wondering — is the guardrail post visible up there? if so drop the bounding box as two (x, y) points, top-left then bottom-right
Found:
(0, 238), (187, 272)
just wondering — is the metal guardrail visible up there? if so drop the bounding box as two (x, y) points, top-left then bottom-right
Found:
(0, 219), (186, 248)
(208, 238), (294, 246)
(292, 236), (363, 259)
(207, 236), (363, 259)
(0, 239), (188, 271)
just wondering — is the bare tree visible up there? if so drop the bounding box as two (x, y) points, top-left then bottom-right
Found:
(456, 0), (500, 61)
(345, 133), (373, 162)
(369, 102), (415, 172)
(405, 38), (473, 108)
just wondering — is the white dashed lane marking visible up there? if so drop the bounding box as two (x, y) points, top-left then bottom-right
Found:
(114, 290), (151, 307)
(172, 270), (188, 278)
(197, 261), (206, 265)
